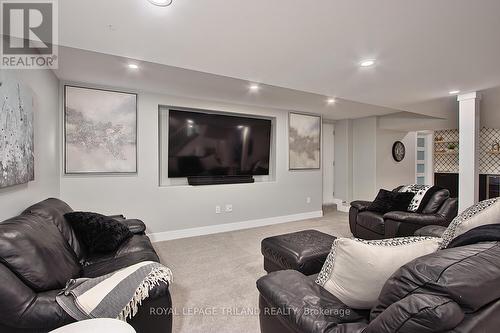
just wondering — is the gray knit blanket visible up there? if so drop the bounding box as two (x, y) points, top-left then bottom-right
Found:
(56, 261), (173, 321)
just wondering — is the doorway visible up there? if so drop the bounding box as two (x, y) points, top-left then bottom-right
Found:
(416, 131), (434, 186)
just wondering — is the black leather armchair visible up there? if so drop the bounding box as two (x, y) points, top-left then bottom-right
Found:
(349, 189), (458, 240)
(0, 198), (172, 333)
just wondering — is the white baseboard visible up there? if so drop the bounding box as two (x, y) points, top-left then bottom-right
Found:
(332, 198), (350, 213)
(337, 205), (350, 213)
(148, 210), (324, 243)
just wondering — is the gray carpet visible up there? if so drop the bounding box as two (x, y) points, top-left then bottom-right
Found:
(153, 208), (351, 333)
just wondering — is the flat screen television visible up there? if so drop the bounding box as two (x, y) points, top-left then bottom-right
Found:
(168, 110), (272, 178)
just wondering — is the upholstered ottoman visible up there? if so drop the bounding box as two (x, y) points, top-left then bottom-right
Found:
(261, 230), (336, 276)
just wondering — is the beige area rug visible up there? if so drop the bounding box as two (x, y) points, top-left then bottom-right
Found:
(153, 208), (352, 333)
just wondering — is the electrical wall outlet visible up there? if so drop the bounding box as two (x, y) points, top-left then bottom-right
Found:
(225, 204), (233, 212)
(215, 205), (221, 214)
(306, 197), (311, 204)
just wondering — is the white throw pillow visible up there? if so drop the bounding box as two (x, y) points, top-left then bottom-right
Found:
(440, 198), (500, 248)
(316, 237), (441, 309)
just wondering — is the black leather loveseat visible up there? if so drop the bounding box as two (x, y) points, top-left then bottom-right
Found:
(257, 240), (500, 333)
(350, 188), (458, 239)
(0, 198), (172, 333)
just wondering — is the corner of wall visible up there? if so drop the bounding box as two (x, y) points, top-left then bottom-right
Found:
(0, 69), (61, 220)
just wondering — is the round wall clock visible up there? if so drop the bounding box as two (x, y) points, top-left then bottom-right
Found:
(392, 141), (406, 162)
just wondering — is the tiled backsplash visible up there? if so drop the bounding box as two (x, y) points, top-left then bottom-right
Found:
(434, 128), (500, 174)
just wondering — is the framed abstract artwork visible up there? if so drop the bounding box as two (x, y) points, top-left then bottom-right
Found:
(0, 72), (35, 188)
(64, 86), (137, 174)
(289, 112), (321, 170)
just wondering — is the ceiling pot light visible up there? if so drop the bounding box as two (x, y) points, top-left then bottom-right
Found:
(360, 59), (376, 67)
(449, 90), (460, 95)
(147, 0), (173, 6)
(327, 98), (336, 105)
(128, 64), (139, 69)
(249, 83), (260, 92)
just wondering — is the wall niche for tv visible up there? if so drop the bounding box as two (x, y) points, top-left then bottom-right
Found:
(159, 107), (276, 186)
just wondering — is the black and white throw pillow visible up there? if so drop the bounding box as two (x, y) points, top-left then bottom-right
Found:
(440, 198), (500, 249)
(399, 184), (439, 212)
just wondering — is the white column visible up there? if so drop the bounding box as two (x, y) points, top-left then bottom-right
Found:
(457, 92), (481, 213)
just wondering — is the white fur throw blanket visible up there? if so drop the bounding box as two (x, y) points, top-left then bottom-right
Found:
(56, 261), (173, 321)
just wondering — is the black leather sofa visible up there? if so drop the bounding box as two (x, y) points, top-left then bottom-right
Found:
(0, 198), (172, 333)
(349, 188), (458, 239)
(257, 241), (500, 333)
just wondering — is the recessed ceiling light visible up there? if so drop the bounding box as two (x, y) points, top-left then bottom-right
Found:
(128, 64), (139, 69)
(360, 59), (376, 67)
(449, 90), (460, 95)
(249, 83), (260, 92)
(147, 0), (173, 6)
(327, 98), (336, 105)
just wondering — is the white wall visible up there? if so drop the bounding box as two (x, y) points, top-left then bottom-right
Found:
(322, 122), (334, 204)
(0, 70), (60, 221)
(481, 86), (500, 128)
(352, 117), (377, 200)
(59, 89), (323, 236)
(333, 116), (416, 203)
(333, 119), (353, 204)
(376, 128), (416, 191)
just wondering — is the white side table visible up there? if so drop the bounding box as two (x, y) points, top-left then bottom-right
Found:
(50, 319), (136, 333)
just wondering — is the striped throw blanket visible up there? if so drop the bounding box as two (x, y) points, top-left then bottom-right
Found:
(56, 261), (173, 321)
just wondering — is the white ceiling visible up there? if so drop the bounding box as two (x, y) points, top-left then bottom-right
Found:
(55, 47), (411, 120)
(58, 0), (500, 109)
